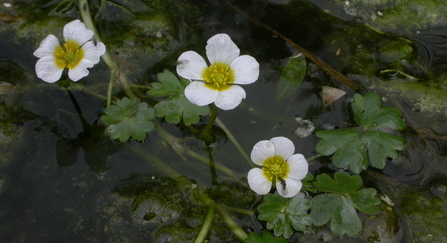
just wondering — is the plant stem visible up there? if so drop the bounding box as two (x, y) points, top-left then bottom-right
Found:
(199, 105), (218, 144)
(215, 117), (252, 166)
(216, 205), (248, 240)
(155, 127), (245, 184)
(307, 154), (323, 162)
(221, 0), (364, 93)
(129, 145), (249, 241)
(78, 0), (138, 101)
(194, 206), (215, 243)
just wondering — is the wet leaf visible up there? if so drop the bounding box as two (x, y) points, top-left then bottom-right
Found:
(257, 192), (311, 239)
(148, 69), (184, 97)
(100, 97), (155, 142)
(310, 172), (381, 237)
(154, 93), (209, 126)
(245, 230), (288, 243)
(149, 70), (209, 125)
(276, 54), (306, 101)
(315, 92), (406, 173)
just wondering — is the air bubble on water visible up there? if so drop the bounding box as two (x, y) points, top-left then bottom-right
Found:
(111, 216), (124, 225)
(344, 1), (357, 17)
(413, 103), (424, 112)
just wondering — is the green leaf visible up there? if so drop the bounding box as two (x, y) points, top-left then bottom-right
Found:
(311, 193), (362, 237)
(154, 93), (210, 126)
(352, 92), (406, 131)
(100, 97), (156, 142)
(312, 172), (381, 213)
(315, 92), (406, 173)
(245, 230), (288, 243)
(276, 54), (306, 101)
(148, 70), (210, 125)
(310, 172), (381, 237)
(257, 192), (311, 239)
(147, 69), (184, 97)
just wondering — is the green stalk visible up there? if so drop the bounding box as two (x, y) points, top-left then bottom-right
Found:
(77, 0), (137, 101)
(129, 145), (249, 241)
(215, 117), (252, 166)
(199, 105), (218, 144)
(156, 127), (245, 184)
(194, 206), (216, 243)
(307, 154), (322, 162)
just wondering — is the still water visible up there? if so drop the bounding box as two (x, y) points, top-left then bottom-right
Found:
(1, 0), (447, 242)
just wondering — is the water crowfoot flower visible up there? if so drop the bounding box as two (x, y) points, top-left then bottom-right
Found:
(176, 33), (259, 110)
(33, 19), (106, 83)
(247, 136), (308, 198)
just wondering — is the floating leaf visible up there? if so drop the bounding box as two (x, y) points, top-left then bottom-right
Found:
(101, 97), (155, 142)
(257, 192), (311, 239)
(276, 54), (306, 101)
(315, 92), (406, 174)
(148, 70), (209, 125)
(148, 69), (184, 97)
(310, 172), (381, 237)
(245, 230), (288, 243)
(154, 93), (210, 126)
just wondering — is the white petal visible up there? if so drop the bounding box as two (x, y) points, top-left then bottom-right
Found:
(231, 55), (259, 85)
(176, 51), (208, 80)
(271, 136), (295, 160)
(63, 19), (93, 44)
(35, 56), (64, 83)
(276, 178), (302, 198)
(247, 168), (272, 195)
(206, 34), (240, 64)
(33, 34), (60, 58)
(184, 81), (218, 106)
(250, 140), (275, 166)
(82, 41), (106, 64)
(213, 85), (246, 110)
(68, 59), (94, 81)
(287, 154), (309, 181)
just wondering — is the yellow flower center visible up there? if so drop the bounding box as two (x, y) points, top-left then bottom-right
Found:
(202, 62), (235, 91)
(262, 155), (289, 183)
(54, 39), (84, 69)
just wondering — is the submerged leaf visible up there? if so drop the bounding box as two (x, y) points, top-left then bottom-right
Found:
(315, 92), (405, 173)
(276, 54), (306, 101)
(257, 192), (311, 239)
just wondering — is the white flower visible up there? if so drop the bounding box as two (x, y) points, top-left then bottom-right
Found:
(176, 33), (259, 110)
(247, 136), (309, 198)
(33, 19), (106, 83)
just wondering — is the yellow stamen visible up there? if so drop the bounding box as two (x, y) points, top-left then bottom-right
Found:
(202, 62), (235, 91)
(54, 39), (84, 69)
(262, 155), (289, 183)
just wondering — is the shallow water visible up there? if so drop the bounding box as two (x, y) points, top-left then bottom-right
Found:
(1, 0), (447, 242)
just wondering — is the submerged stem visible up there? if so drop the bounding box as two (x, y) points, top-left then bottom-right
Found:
(129, 144), (249, 241)
(220, 0), (364, 93)
(194, 206), (216, 243)
(78, 0), (138, 100)
(215, 117), (252, 166)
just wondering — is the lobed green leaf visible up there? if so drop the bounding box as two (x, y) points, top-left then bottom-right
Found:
(257, 192), (311, 239)
(315, 92), (406, 174)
